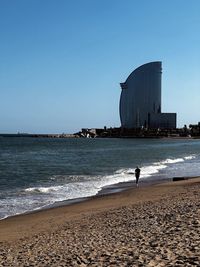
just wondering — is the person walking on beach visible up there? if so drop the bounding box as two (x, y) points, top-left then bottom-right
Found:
(135, 166), (140, 187)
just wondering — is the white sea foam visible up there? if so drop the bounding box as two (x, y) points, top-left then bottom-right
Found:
(184, 155), (196, 160)
(162, 158), (184, 164)
(122, 154), (196, 180)
(1, 154), (198, 220)
(140, 164), (167, 177)
(25, 185), (63, 194)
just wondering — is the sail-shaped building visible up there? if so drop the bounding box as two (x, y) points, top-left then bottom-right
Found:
(119, 62), (176, 129)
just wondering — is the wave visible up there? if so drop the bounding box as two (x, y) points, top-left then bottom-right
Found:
(140, 164), (167, 178)
(24, 185), (63, 194)
(126, 154), (196, 179)
(24, 154), (197, 197)
(162, 158), (184, 164)
(184, 155), (196, 160)
(1, 153), (197, 220)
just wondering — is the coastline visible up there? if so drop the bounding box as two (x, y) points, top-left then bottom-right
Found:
(0, 175), (171, 221)
(0, 177), (200, 265)
(1, 137), (200, 222)
(0, 174), (196, 221)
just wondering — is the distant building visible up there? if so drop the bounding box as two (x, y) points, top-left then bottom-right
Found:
(119, 61), (176, 129)
(189, 122), (200, 136)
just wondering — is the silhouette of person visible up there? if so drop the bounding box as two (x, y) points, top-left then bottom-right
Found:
(135, 166), (141, 187)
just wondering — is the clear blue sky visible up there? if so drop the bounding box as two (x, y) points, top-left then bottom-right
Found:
(0, 0), (200, 133)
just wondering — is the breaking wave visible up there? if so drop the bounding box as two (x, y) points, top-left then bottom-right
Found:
(0, 153), (198, 220)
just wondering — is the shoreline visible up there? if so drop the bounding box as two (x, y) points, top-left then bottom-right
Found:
(1, 133), (200, 139)
(0, 175), (172, 222)
(1, 177), (200, 266)
(0, 176), (199, 239)
(0, 174), (197, 222)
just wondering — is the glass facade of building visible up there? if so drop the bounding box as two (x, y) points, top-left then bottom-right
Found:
(119, 62), (176, 129)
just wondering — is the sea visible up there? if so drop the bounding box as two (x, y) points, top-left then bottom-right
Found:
(0, 137), (200, 220)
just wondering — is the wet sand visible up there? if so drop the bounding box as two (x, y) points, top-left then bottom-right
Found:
(0, 178), (200, 266)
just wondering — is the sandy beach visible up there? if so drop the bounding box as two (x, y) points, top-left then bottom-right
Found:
(0, 178), (200, 266)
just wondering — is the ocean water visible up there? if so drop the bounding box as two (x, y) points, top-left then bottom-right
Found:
(0, 137), (200, 219)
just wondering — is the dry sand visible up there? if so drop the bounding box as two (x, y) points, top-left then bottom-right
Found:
(0, 178), (200, 266)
